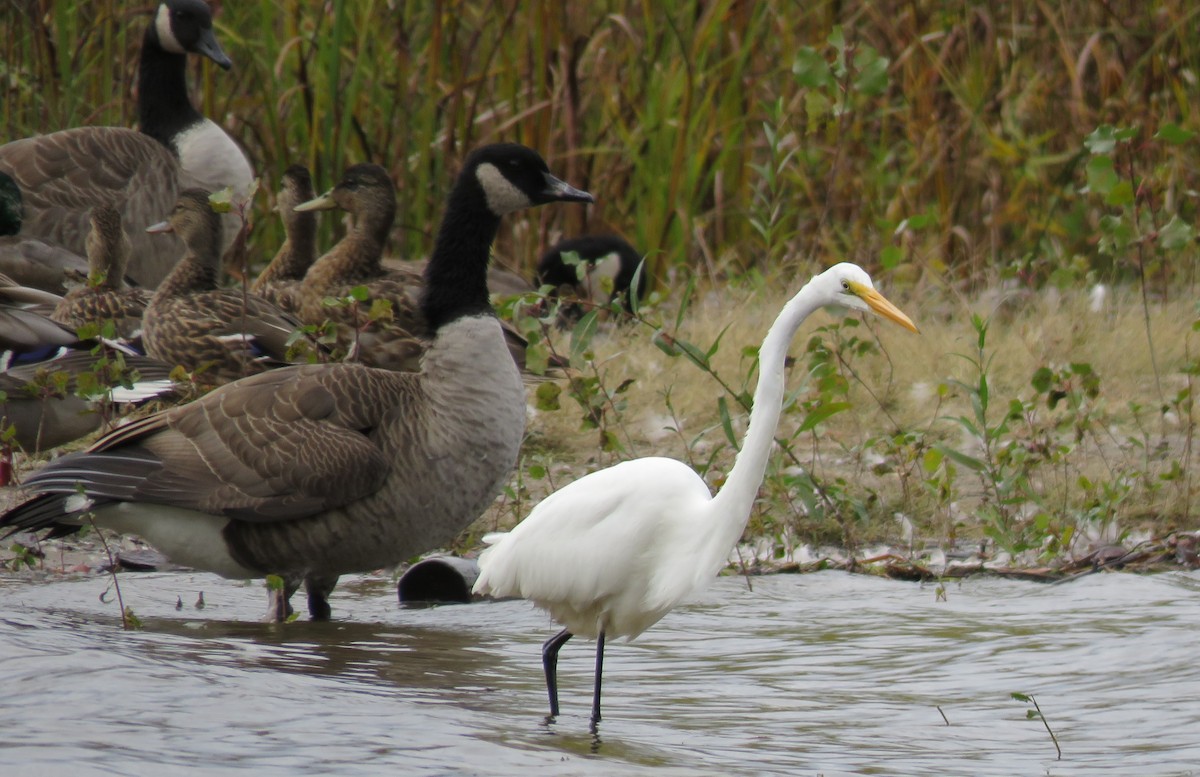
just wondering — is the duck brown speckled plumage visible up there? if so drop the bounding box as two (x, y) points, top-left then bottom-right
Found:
(250, 165), (318, 312)
(294, 163), (426, 369)
(0, 143), (593, 622)
(142, 189), (308, 387)
(51, 205), (150, 340)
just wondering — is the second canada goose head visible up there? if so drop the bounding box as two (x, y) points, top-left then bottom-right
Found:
(295, 163), (396, 247)
(85, 205), (133, 288)
(421, 143), (593, 329)
(535, 233), (646, 316)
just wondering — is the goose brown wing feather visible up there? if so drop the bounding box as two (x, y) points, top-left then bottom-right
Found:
(33, 363), (407, 522)
(0, 127), (183, 284)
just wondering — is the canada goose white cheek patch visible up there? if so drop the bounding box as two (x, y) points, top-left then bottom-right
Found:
(475, 163), (531, 215)
(583, 252), (622, 299)
(155, 5), (187, 54)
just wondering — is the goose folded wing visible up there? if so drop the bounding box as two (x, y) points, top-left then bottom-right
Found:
(20, 363), (401, 524)
(0, 128), (178, 245)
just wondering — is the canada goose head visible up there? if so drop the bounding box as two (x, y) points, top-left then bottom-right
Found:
(146, 189), (222, 267)
(535, 234), (646, 316)
(84, 205), (132, 288)
(467, 143), (593, 216)
(0, 173), (19, 237)
(295, 163), (396, 245)
(151, 0), (231, 69)
(420, 144), (593, 329)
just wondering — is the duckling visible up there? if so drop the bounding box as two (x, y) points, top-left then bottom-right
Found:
(0, 0), (252, 288)
(142, 190), (309, 387)
(250, 165), (318, 313)
(51, 206), (151, 340)
(1, 143), (592, 621)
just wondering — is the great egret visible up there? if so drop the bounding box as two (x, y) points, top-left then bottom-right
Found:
(473, 262), (918, 724)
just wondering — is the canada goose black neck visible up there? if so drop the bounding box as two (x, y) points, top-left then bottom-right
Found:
(138, 27), (200, 151)
(420, 180), (501, 329)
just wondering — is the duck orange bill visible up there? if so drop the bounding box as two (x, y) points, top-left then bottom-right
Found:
(851, 283), (919, 333)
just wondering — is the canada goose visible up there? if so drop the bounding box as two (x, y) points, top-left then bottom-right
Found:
(0, 0), (252, 289)
(250, 165), (318, 312)
(142, 190), (308, 387)
(0, 350), (176, 455)
(535, 234), (646, 320)
(51, 206), (151, 341)
(0, 143), (592, 621)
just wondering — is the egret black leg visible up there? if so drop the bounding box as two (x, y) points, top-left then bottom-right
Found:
(591, 630), (606, 724)
(542, 628), (573, 717)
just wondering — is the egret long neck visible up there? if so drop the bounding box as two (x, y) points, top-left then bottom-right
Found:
(709, 280), (824, 525)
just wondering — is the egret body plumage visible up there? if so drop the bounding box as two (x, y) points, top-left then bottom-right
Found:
(472, 262), (918, 724)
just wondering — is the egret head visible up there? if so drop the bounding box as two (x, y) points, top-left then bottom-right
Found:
(818, 262), (918, 333)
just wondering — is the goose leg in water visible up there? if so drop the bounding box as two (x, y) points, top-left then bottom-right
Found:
(266, 579), (298, 623)
(591, 630), (606, 724)
(305, 574), (339, 621)
(542, 628), (573, 717)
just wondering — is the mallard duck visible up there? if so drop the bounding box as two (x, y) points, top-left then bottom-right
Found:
(293, 163), (426, 368)
(0, 274), (76, 368)
(1, 143), (592, 621)
(142, 190), (308, 387)
(250, 165), (318, 312)
(0, 0), (252, 288)
(50, 206), (151, 340)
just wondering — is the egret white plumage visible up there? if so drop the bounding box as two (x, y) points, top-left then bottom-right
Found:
(472, 262), (919, 724)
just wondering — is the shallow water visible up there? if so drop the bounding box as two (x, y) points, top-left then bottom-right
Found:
(1, 567), (1197, 776)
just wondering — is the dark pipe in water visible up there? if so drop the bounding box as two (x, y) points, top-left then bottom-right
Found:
(397, 556), (481, 605)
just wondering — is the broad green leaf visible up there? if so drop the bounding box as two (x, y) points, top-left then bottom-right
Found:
(1155, 123), (1195, 145)
(1157, 214), (1194, 251)
(792, 46), (833, 89)
(1084, 155), (1117, 194)
(798, 401), (851, 432)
